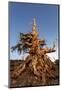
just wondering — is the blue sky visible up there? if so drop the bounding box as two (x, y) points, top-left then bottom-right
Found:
(9, 2), (59, 59)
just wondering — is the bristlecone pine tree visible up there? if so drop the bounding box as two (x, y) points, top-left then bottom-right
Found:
(11, 17), (57, 85)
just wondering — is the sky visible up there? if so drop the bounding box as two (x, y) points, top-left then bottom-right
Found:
(9, 2), (59, 61)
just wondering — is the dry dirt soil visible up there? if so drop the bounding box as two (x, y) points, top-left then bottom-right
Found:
(9, 60), (59, 88)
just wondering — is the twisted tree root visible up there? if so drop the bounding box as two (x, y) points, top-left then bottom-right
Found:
(11, 53), (56, 86)
(12, 63), (26, 78)
(12, 56), (32, 78)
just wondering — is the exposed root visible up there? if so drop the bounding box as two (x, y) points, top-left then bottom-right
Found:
(12, 52), (56, 85)
(12, 63), (26, 78)
(12, 55), (32, 78)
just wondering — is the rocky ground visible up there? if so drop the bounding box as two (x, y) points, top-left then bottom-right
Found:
(9, 59), (59, 88)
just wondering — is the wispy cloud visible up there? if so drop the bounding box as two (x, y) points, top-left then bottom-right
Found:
(46, 42), (58, 62)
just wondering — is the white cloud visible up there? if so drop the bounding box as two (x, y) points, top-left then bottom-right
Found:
(17, 51), (29, 60)
(46, 43), (58, 62)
